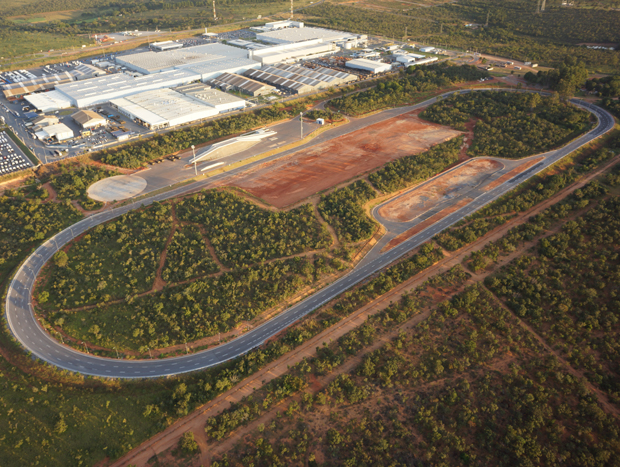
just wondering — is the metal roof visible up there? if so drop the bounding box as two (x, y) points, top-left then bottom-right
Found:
(209, 72), (275, 94)
(256, 27), (356, 44)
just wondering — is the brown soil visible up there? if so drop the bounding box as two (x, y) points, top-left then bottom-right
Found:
(382, 197), (474, 252)
(225, 112), (461, 208)
(483, 156), (544, 192)
(41, 182), (57, 203)
(378, 158), (503, 222)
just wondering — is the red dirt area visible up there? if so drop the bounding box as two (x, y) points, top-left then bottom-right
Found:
(225, 112), (461, 208)
(483, 156), (544, 192)
(378, 158), (503, 223)
(381, 197), (474, 252)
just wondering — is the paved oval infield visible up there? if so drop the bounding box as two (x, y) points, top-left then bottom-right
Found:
(87, 175), (148, 202)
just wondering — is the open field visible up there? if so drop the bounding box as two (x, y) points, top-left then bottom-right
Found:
(378, 158), (504, 222)
(227, 112), (461, 208)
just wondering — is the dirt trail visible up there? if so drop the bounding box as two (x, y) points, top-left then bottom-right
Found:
(103, 154), (620, 467)
(152, 204), (178, 292)
(487, 285), (620, 419)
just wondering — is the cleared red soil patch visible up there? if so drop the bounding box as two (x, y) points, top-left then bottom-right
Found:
(379, 158), (502, 222)
(483, 156), (544, 192)
(381, 197), (474, 252)
(226, 112), (461, 208)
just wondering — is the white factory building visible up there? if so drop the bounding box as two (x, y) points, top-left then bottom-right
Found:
(250, 39), (339, 65)
(54, 69), (200, 108)
(256, 26), (366, 49)
(115, 43), (259, 76)
(174, 83), (246, 112)
(35, 123), (74, 141)
(346, 59), (392, 74)
(111, 88), (219, 130)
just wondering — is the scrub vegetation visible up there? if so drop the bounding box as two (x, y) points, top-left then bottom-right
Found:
(318, 180), (377, 243)
(206, 193), (620, 467)
(49, 163), (117, 210)
(161, 225), (219, 283)
(420, 91), (591, 159)
(330, 63), (487, 116)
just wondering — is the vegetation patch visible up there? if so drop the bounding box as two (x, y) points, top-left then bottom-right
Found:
(330, 63), (487, 116)
(38, 203), (173, 309)
(176, 190), (331, 268)
(49, 163), (117, 210)
(318, 180), (377, 243)
(420, 91), (591, 159)
(162, 225), (219, 283)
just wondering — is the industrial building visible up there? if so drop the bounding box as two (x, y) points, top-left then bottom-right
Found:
(30, 114), (59, 129)
(115, 43), (258, 77)
(24, 90), (73, 112)
(151, 40), (184, 51)
(419, 46), (436, 53)
(245, 68), (314, 94)
(208, 73), (276, 97)
(174, 83), (246, 112)
(250, 39), (339, 65)
(54, 68), (200, 108)
(34, 123), (74, 141)
(345, 59), (392, 74)
(1, 65), (103, 99)
(71, 110), (107, 129)
(244, 63), (356, 94)
(256, 26), (365, 48)
(251, 20), (304, 33)
(272, 63), (356, 85)
(110, 88), (219, 130)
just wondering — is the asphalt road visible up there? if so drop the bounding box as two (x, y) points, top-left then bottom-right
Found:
(4, 91), (615, 378)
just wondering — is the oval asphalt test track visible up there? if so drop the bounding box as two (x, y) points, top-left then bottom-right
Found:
(4, 91), (615, 378)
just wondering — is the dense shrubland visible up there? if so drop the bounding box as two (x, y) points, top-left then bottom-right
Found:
(369, 137), (462, 193)
(162, 225), (219, 282)
(49, 163), (117, 210)
(330, 63), (487, 115)
(318, 180), (377, 243)
(0, 193), (81, 287)
(421, 91), (590, 158)
(176, 190), (331, 267)
(39, 203), (172, 308)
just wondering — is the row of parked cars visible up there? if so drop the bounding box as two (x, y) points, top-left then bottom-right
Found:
(0, 132), (32, 175)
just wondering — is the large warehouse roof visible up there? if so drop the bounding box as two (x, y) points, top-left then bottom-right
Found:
(174, 84), (246, 111)
(111, 88), (218, 129)
(35, 123), (74, 141)
(244, 68), (315, 94)
(256, 26), (358, 45)
(208, 72), (276, 96)
(55, 69), (200, 108)
(24, 90), (73, 112)
(116, 43), (250, 74)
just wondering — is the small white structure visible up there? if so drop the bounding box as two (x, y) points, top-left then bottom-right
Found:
(151, 40), (183, 51)
(190, 128), (277, 164)
(409, 57), (439, 66)
(316, 118), (325, 125)
(35, 123), (74, 141)
(345, 59), (392, 74)
(419, 46), (436, 53)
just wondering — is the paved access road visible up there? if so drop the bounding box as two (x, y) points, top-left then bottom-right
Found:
(4, 91), (615, 378)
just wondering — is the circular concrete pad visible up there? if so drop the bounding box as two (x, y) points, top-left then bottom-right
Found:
(87, 175), (147, 202)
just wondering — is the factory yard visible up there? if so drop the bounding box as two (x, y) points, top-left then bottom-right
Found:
(227, 111), (461, 208)
(378, 158), (503, 222)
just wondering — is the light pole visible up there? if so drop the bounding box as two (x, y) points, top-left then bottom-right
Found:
(300, 112), (303, 140)
(113, 346), (119, 358)
(81, 341), (89, 354)
(191, 144), (197, 175)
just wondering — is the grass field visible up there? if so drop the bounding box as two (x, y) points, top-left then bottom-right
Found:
(0, 31), (91, 60)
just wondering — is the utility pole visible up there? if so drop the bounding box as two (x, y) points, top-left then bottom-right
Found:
(300, 112), (303, 139)
(113, 346), (119, 358)
(213, 0), (217, 20)
(536, 0), (541, 13)
(541, 0), (546, 11)
(291, 0), (294, 19)
(82, 341), (89, 354)
(191, 144), (197, 175)
(485, 10), (490, 26)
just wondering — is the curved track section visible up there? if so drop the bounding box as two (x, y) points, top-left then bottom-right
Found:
(4, 92), (615, 378)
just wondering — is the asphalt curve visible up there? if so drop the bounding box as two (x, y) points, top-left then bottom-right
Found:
(4, 91), (615, 378)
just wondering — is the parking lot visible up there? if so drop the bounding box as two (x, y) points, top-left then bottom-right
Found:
(0, 130), (34, 175)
